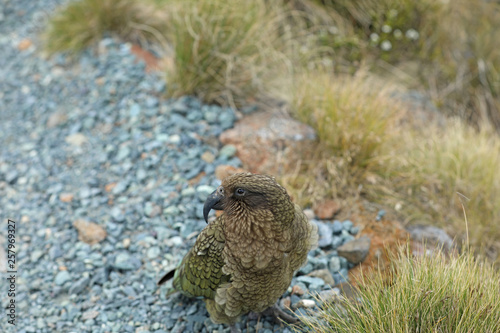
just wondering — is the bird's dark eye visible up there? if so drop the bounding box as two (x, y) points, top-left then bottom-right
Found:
(235, 188), (246, 196)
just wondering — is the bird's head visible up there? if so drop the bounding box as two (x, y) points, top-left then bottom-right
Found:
(203, 173), (294, 223)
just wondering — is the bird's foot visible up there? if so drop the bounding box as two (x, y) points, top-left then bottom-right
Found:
(262, 303), (298, 324)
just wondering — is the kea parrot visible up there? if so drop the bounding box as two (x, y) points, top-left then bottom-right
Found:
(158, 173), (318, 332)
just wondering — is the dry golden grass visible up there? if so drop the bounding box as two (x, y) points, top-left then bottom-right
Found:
(43, 0), (168, 55)
(164, 0), (295, 108)
(377, 119), (500, 261)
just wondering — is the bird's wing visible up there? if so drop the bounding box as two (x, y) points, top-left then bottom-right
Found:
(168, 217), (228, 299)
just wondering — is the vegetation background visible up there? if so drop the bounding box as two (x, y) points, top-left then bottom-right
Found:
(44, 0), (500, 330)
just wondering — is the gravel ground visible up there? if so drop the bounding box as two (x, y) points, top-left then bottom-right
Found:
(0, 2), (357, 332)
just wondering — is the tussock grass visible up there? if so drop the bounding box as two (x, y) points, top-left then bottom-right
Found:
(297, 248), (500, 332)
(164, 0), (292, 108)
(43, 0), (167, 55)
(379, 120), (500, 260)
(280, 70), (401, 206)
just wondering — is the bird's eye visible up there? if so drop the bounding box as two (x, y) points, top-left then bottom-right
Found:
(235, 188), (246, 196)
(218, 187), (224, 194)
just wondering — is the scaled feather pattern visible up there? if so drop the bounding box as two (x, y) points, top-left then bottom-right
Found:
(158, 173), (318, 325)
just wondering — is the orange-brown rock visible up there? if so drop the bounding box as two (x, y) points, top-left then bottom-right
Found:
(214, 165), (247, 181)
(73, 219), (107, 245)
(18, 39), (33, 51)
(345, 209), (409, 287)
(59, 193), (74, 203)
(313, 199), (341, 219)
(130, 44), (160, 72)
(219, 111), (316, 174)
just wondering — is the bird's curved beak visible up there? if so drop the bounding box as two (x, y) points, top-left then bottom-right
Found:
(203, 189), (224, 223)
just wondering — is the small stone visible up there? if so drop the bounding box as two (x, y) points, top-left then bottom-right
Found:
(82, 310), (99, 320)
(47, 111), (68, 128)
(163, 206), (180, 216)
(196, 185), (216, 197)
(308, 269), (335, 286)
(18, 38), (33, 51)
(69, 276), (90, 295)
(111, 207), (126, 223)
(114, 252), (135, 270)
(112, 181), (129, 195)
(342, 220), (354, 232)
(5, 170), (19, 184)
(54, 270), (71, 286)
(329, 256), (341, 273)
(65, 133), (88, 146)
(59, 193), (74, 202)
(337, 236), (371, 264)
(201, 151), (215, 163)
(291, 285), (305, 296)
(147, 246), (161, 259)
(73, 219), (107, 245)
(316, 221), (333, 248)
(296, 276), (325, 290)
(376, 210), (386, 221)
(318, 288), (340, 303)
(293, 299), (316, 309)
(116, 146), (131, 161)
(314, 200), (340, 219)
(123, 238), (131, 248)
(331, 220), (343, 234)
(219, 145), (237, 158)
(30, 250), (44, 263)
(214, 165), (247, 180)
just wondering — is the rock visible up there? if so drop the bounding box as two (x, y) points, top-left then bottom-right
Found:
(313, 200), (340, 219)
(218, 144), (237, 158)
(65, 133), (88, 146)
(407, 225), (455, 253)
(308, 269), (335, 286)
(331, 220), (343, 234)
(73, 219), (107, 245)
(316, 221), (333, 248)
(293, 299), (316, 309)
(291, 285), (305, 296)
(81, 310), (99, 320)
(54, 270), (71, 286)
(47, 111), (68, 128)
(342, 220), (354, 232)
(110, 206), (126, 223)
(296, 276), (325, 290)
(69, 276), (90, 295)
(318, 288), (340, 303)
(17, 38), (33, 51)
(337, 236), (371, 264)
(219, 111), (316, 173)
(328, 256), (341, 273)
(201, 151), (215, 163)
(59, 193), (74, 202)
(214, 165), (247, 180)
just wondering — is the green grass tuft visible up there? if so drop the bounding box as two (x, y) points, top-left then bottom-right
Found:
(297, 248), (500, 332)
(43, 0), (166, 55)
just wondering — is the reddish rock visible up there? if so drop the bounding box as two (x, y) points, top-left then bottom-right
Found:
(291, 284), (305, 296)
(338, 236), (371, 264)
(214, 165), (248, 181)
(313, 199), (341, 219)
(130, 44), (160, 72)
(105, 182), (117, 193)
(308, 269), (335, 286)
(219, 112), (316, 174)
(18, 39), (33, 51)
(73, 219), (107, 245)
(59, 193), (74, 203)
